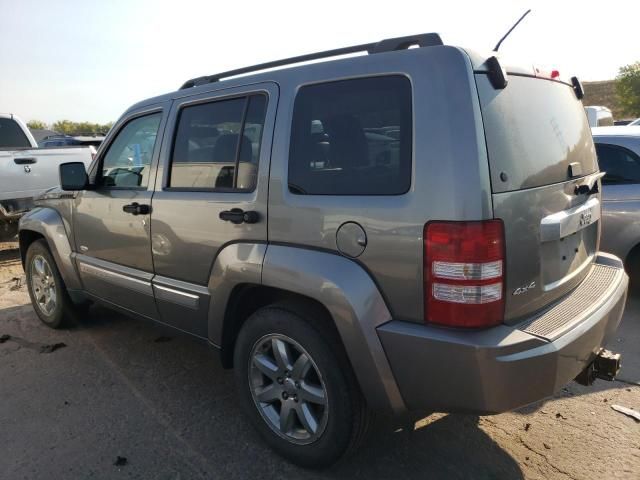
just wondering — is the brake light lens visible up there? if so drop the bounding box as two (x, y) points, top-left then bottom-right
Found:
(424, 220), (505, 328)
(534, 66), (561, 80)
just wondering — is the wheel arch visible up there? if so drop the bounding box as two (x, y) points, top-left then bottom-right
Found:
(220, 285), (338, 369)
(18, 208), (82, 290)
(212, 243), (406, 414)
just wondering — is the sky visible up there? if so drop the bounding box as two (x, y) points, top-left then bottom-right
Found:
(0, 0), (638, 124)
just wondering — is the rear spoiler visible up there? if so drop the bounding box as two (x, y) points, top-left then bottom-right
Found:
(475, 55), (585, 100)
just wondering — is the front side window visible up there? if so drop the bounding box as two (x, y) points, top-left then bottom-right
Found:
(169, 94), (267, 191)
(100, 113), (162, 188)
(596, 143), (640, 185)
(288, 76), (412, 195)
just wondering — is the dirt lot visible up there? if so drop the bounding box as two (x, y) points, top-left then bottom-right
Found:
(0, 240), (638, 479)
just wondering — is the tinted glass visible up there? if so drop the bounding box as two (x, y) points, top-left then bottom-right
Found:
(169, 95), (267, 190)
(100, 113), (161, 188)
(477, 75), (598, 193)
(288, 76), (412, 195)
(0, 118), (31, 148)
(596, 143), (640, 185)
(237, 95), (267, 190)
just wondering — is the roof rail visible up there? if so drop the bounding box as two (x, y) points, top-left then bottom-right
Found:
(179, 32), (443, 89)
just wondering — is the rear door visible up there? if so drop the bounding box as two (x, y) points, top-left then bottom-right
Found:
(150, 83), (277, 337)
(476, 74), (601, 323)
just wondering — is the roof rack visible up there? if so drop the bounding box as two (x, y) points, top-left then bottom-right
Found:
(179, 33), (443, 89)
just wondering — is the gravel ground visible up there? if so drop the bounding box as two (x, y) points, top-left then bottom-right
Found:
(0, 240), (638, 479)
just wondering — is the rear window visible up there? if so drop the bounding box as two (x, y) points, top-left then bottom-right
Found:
(288, 75), (412, 195)
(476, 75), (597, 193)
(0, 118), (31, 148)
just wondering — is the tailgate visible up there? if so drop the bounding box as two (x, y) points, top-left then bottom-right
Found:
(475, 73), (600, 323)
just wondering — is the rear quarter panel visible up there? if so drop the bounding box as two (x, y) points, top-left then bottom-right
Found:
(267, 46), (492, 323)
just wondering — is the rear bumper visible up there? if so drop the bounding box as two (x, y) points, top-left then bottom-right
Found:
(0, 197), (34, 221)
(377, 253), (628, 414)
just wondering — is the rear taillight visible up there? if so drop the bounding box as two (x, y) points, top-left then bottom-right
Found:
(424, 220), (505, 328)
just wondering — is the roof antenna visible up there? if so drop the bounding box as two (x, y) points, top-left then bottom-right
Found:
(493, 9), (532, 52)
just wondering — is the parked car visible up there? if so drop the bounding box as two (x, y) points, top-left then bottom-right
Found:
(629, 118), (640, 126)
(19, 33), (627, 467)
(40, 134), (106, 148)
(585, 105), (614, 127)
(592, 126), (640, 277)
(0, 114), (95, 240)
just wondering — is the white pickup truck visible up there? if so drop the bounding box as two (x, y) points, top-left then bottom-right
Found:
(0, 114), (94, 240)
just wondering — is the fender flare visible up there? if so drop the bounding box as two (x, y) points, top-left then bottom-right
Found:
(18, 207), (82, 290)
(260, 245), (406, 414)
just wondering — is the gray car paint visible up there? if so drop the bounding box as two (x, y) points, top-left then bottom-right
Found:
(592, 129), (640, 263)
(267, 47), (492, 324)
(19, 206), (82, 291)
(261, 244), (405, 413)
(475, 74), (601, 323)
(379, 254), (627, 413)
(18, 42), (628, 416)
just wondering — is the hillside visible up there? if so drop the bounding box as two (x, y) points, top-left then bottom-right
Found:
(582, 80), (629, 120)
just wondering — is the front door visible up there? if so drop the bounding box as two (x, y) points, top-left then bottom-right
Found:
(73, 107), (166, 318)
(150, 83), (278, 337)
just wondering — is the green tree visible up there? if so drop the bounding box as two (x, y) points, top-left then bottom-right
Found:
(616, 62), (640, 117)
(52, 120), (76, 134)
(51, 120), (113, 135)
(26, 120), (47, 130)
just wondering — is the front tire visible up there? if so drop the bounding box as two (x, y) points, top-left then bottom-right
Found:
(25, 239), (78, 329)
(234, 304), (371, 468)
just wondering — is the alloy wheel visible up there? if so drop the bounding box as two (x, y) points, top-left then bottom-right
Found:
(249, 334), (329, 445)
(30, 255), (57, 316)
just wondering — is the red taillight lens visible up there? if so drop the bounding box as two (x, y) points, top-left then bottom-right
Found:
(424, 220), (505, 328)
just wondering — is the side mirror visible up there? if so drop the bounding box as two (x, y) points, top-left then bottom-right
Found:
(59, 162), (88, 191)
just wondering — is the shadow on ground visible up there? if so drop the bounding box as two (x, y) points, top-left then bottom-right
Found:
(0, 301), (525, 479)
(0, 244), (20, 265)
(1, 247), (637, 478)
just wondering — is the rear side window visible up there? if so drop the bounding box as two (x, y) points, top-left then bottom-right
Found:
(169, 94), (267, 191)
(288, 76), (412, 195)
(0, 118), (31, 148)
(596, 143), (640, 185)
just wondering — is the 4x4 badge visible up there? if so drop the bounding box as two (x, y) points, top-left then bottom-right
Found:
(513, 281), (536, 296)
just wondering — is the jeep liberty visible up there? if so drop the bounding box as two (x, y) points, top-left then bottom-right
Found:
(19, 33), (627, 467)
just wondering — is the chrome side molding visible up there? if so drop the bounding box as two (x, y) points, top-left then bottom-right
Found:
(153, 284), (200, 310)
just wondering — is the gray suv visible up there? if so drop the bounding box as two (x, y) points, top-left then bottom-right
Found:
(18, 33), (628, 467)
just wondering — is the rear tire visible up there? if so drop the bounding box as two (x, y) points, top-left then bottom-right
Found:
(25, 239), (79, 329)
(234, 304), (371, 468)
